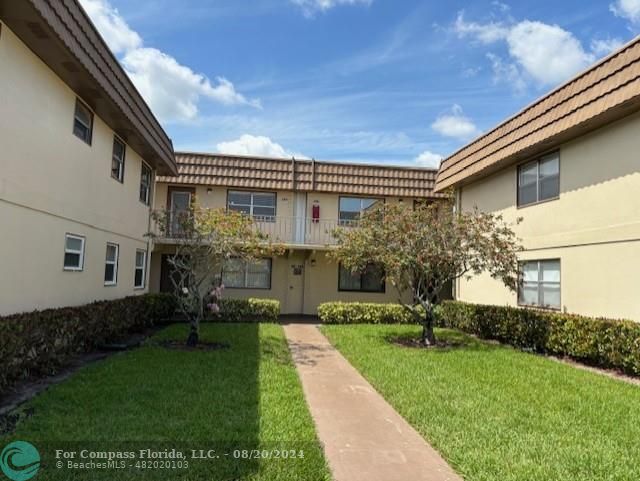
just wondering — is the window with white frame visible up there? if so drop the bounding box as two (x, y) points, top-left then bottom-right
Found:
(517, 152), (559, 206)
(139, 163), (152, 205)
(111, 137), (126, 183)
(518, 259), (561, 309)
(222, 258), (272, 289)
(104, 243), (119, 285)
(134, 249), (147, 288)
(227, 191), (276, 221)
(63, 234), (85, 271)
(73, 99), (93, 145)
(339, 197), (382, 225)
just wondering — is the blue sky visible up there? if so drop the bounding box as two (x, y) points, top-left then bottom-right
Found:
(81, 0), (640, 167)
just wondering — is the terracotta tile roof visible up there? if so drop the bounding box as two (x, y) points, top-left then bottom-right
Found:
(435, 35), (640, 192)
(157, 153), (440, 198)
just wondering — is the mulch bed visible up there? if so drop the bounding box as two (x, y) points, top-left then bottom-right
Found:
(0, 326), (162, 425)
(156, 340), (230, 352)
(390, 336), (468, 349)
(549, 356), (640, 386)
(390, 335), (640, 386)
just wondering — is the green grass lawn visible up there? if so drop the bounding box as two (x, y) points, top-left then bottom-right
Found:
(321, 324), (640, 481)
(2, 323), (330, 481)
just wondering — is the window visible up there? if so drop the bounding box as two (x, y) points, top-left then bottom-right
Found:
(104, 243), (119, 285)
(338, 263), (385, 292)
(339, 197), (382, 225)
(111, 137), (126, 182)
(63, 234), (85, 271)
(227, 191), (276, 221)
(134, 249), (147, 288)
(517, 152), (559, 206)
(139, 163), (152, 205)
(518, 259), (561, 309)
(222, 258), (272, 289)
(73, 99), (93, 144)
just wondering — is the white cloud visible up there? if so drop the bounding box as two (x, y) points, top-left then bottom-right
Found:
(491, 1), (511, 13)
(591, 37), (625, 57)
(414, 150), (442, 168)
(610, 0), (640, 23)
(431, 104), (480, 141)
(487, 53), (527, 93)
(80, 0), (141, 54)
(454, 13), (599, 88)
(80, 0), (259, 123)
(216, 135), (299, 158)
(454, 12), (509, 44)
(506, 21), (594, 86)
(123, 49), (260, 122)
(291, 0), (372, 17)
(462, 66), (482, 78)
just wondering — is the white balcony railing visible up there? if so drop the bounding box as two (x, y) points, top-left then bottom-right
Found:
(253, 216), (357, 246)
(154, 213), (357, 247)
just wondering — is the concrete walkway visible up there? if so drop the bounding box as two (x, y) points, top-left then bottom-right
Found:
(283, 323), (463, 481)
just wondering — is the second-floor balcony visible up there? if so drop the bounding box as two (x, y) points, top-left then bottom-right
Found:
(154, 212), (358, 248)
(252, 216), (355, 247)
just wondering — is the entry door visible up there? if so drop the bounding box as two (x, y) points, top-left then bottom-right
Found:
(285, 252), (305, 314)
(160, 255), (178, 293)
(169, 189), (192, 236)
(160, 254), (189, 294)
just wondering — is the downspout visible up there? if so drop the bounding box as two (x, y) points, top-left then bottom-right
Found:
(145, 169), (158, 293)
(291, 156), (296, 191)
(453, 186), (462, 300)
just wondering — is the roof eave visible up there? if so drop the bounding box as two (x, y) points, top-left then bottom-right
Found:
(0, 0), (177, 175)
(434, 96), (640, 192)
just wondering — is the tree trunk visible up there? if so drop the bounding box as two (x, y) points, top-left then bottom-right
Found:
(421, 306), (437, 346)
(186, 292), (204, 347)
(187, 318), (199, 347)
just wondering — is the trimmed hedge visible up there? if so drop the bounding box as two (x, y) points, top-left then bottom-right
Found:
(438, 301), (640, 376)
(216, 298), (280, 323)
(0, 293), (176, 396)
(318, 302), (423, 324)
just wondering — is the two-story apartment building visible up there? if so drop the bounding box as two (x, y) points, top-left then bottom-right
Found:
(150, 153), (439, 315)
(0, 0), (177, 316)
(436, 36), (640, 322)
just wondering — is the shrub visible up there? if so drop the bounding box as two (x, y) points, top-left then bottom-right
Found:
(318, 302), (423, 324)
(216, 298), (280, 323)
(0, 293), (176, 396)
(438, 301), (640, 376)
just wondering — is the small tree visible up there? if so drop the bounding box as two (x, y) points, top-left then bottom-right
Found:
(150, 205), (282, 346)
(330, 195), (522, 345)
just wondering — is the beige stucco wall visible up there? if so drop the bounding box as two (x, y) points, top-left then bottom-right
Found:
(154, 183), (407, 245)
(0, 23), (154, 315)
(151, 183), (414, 314)
(302, 251), (412, 315)
(223, 255), (294, 313)
(456, 111), (640, 321)
(150, 183), (413, 315)
(149, 248), (411, 316)
(304, 192), (404, 220)
(155, 184), (294, 217)
(154, 184), (405, 221)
